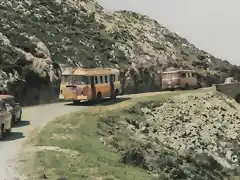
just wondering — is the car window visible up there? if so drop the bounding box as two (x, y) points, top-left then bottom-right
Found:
(3, 102), (6, 111)
(4, 98), (14, 106)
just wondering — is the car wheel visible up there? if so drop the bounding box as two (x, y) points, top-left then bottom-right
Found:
(0, 125), (4, 140)
(17, 112), (22, 122)
(6, 128), (11, 134)
(6, 120), (12, 134)
(11, 115), (16, 125)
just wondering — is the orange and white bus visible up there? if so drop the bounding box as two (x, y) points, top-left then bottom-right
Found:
(62, 67), (122, 104)
(162, 69), (202, 90)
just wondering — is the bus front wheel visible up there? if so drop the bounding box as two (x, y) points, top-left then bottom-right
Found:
(73, 100), (80, 105)
(112, 89), (119, 99)
(184, 83), (190, 90)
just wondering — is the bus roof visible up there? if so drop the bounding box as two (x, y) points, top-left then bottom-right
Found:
(162, 69), (195, 74)
(72, 67), (119, 76)
(62, 68), (74, 76)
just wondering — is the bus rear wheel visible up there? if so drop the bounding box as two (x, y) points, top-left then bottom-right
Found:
(96, 92), (102, 104)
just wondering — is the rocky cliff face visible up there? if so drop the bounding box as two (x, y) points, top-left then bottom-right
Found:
(0, 0), (239, 105)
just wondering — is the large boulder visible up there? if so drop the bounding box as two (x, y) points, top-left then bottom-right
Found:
(0, 28), (61, 105)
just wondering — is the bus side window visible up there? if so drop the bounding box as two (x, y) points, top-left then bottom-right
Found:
(105, 75), (108, 83)
(88, 76), (92, 84)
(181, 73), (186, 78)
(100, 76), (103, 84)
(113, 75), (116, 81)
(95, 76), (98, 84)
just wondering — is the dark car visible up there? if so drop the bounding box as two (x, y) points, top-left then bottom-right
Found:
(0, 95), (22, 124)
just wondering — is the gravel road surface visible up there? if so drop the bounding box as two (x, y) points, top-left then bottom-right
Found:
(0, 102), (86, 180)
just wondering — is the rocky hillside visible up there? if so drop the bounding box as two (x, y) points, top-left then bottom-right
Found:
(0, 0), (240, 105)
(98, 91), (240, 179)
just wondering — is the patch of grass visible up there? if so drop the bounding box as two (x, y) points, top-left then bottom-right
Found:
(24, 88), (212, 179)
(27, 113), (156, 180)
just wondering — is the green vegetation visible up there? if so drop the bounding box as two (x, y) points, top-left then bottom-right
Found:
(32, 113), (155, 180)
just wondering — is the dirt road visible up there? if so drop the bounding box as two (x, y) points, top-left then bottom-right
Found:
(0, 102), (87, 180)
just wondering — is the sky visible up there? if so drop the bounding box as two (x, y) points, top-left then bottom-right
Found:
(97, 0), (240, 65)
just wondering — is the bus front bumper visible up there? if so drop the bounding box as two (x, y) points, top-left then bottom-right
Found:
(63, 94), (88, 101)
(162, 85), (180, 90)
(76, 96), (88, 100)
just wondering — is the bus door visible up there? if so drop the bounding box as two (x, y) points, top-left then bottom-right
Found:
(109, 75), (115, 98)
(164, 73), (173, 89)
(90, 76), (96, 100)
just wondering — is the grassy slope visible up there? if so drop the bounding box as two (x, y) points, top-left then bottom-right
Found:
(23, 89), (212, 180)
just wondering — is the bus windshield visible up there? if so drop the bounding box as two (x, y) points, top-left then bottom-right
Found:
(61, 75), (72, 84)
(162, 72), (180, 80)
(73, 75), (88, 85)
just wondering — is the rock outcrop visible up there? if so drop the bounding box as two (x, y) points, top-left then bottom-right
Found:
(0, 0), (240, 105)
